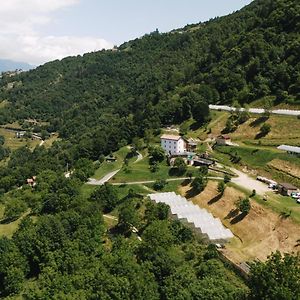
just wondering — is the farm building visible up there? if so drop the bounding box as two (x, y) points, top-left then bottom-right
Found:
(216, 135), (231, 146)
(161, 134), (186, 155)
(148, 192), (233, 243)
(186, 138), (198, 152)
(15, 131), (26, 138)
(193, 158), (215, 167)
(278, 183), (299, 196)
(277, 145), (300, 156)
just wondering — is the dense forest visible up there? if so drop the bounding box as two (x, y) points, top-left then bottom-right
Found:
(0, 0), (299, 298)
(0, 161), (299, 299)
(0, 0), (299, 159)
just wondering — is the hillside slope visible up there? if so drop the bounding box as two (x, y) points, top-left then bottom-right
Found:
(0, 0), (299, 160)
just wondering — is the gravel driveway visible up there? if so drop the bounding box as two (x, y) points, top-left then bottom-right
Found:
(230, 168), (270, 196)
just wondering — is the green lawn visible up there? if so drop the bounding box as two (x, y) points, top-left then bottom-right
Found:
(215, 145), (300, 169)
(113, 157), (170, 183)
(112, 154), (199, 183)
(0, 128), (40, 150)
(0, 205), (30, 238)
(92, 146), (131, 180)
(261, 193), (300, 224)
(80, 184), (98, 199)
(145, 179), (184, 194)
(115, 184), (151, 199)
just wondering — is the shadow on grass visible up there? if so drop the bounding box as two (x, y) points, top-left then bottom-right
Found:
(190, 121), (202, 131)
(125, 151), (137, 160)
(168, 168), (186, 177)
(224, 208), (239, 220)
(255, 131), (268, 140)
(181, 179), (191, 187)
(280, 210), (292, 219)
(208, 193), (223, 205)
(0, 217), (18, 224)
(250, 116), (268, 127)
(230, 212), (247, 224)
(186, 187), (201, 199)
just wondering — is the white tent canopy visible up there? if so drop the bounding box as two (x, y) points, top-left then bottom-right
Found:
(148, 192), (233, 242)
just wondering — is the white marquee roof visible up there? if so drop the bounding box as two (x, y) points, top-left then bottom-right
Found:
(148, 192), (233, 241)
(277, 145), (300, 154)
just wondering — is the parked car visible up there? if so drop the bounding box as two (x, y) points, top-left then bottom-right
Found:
(268, 183), (277, 190)
(291, 192), (300, 199)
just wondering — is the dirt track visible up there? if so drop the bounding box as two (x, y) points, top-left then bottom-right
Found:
(179, 181), (300, 263)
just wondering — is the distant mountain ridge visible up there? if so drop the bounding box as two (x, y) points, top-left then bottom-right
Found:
(0, 59), (34, 72)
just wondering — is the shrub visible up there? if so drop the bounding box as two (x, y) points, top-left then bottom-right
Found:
(153, 179), (167, 191)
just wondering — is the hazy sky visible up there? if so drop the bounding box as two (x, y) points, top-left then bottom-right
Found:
(0, 0), (252, 65)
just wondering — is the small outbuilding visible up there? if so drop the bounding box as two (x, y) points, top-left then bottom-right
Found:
(186, 138), (198, 152)
(216, 135), (231, 146)
(193, 158), (215, 167)
(15, 131), (26, 138)
(106, 156), (117, 162)
(278, 182), (299, 196)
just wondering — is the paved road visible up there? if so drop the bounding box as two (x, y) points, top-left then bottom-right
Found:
(209, 105), (300, 116)
(87, 169), (121, 185)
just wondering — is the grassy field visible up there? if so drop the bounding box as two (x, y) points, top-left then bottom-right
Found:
(216, 145), (300, 169)
(214, 144), (300, 187)
(183, 111), (228, 141)
(0, 128), (40, 150)
(187, 109), (300, 146)
(113, 157), (170, 183)
(144, 179), (184, 194)
(43, 134), (60, 148)
(230, 114), (300, 145)
(112, 155), (199, 183)
(80, 182), (151, 204)
(114, 184), (152, 199)
(0, 205), (30, 238)
(92, 146), (130, 180)
(228, 182), (300, 224)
